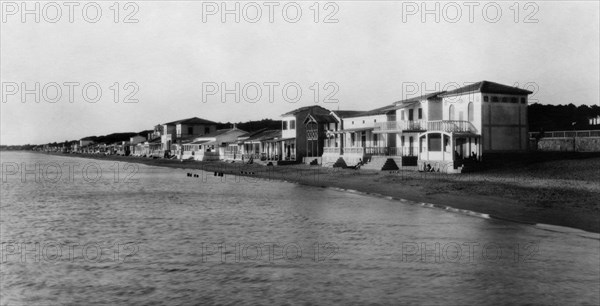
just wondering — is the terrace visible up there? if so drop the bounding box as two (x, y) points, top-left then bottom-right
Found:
(374, 120), (477, 133)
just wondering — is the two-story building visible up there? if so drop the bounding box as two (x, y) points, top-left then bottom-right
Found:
(324, 81), (532, 172)
(150, 117), (218, 157)
(278, 105), (334, 163)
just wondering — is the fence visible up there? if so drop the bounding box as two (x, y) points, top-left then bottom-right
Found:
(529, 130), (600, 138)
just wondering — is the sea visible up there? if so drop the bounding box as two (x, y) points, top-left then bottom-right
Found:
(1, 151), (599, 305)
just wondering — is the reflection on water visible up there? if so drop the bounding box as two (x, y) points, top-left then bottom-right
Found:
(1, 152), (599, 305)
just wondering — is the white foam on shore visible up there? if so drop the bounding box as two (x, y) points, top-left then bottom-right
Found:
(534, 223), (600, 240)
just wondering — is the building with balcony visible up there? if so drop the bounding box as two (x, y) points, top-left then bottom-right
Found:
(277, 105), (333, 163)
(323, 81), (533, 172)
(150, 117), (218, 158)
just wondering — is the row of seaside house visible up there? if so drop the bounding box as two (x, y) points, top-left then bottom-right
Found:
(68, 81), (533, 173)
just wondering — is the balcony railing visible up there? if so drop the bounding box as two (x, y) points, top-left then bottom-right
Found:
(364, 147), (418, 157)
(374, 120), (476, 133)
(374, 120), (427, 132)
(323, 147), (341, 154)
(427, 120), (477, 133)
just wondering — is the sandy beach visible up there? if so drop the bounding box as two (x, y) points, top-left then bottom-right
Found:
(37, 151), (600, 233)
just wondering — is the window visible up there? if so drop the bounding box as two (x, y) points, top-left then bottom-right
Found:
(483, 96), (489, 102)
(401, 136), (405, 147)
(362, 120), (365, 124)
(283, 121), (288, 130)
(408, 109), (414, 121)
(204, 127), (210, 134)
(491, 96), (499, 103)
(351, 133), (355, 146)
(428, 134), (442, 151)
(449, 105), (455, 120)
(373, 134), (378, 145)
(188, 127), (193, 135)
(510, 97), (518, 103)
(501, 97), (508, 103)
(521, 97), (526, 104)
(401, 110), (405, 120)
(374, 119), (377, 122)
(468, 102), (474, 121)
(352, 121), (354, 125)
(418, 108), (423, 119)
(290, 120), (296, 129)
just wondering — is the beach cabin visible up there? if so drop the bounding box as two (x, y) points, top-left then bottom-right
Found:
(241, 129), (282, 162)
(181, 128), (247, 161)
(129, 135), (147, 156)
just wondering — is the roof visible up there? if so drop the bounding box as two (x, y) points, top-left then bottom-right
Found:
(273, 137), (295, 142)
(440, 81), (533, 97)
(393, 91), (445, 106)
(197, 128), (245, 139)
(340, 127), (374, 132)
(331, 110), (363, 118)
(348, 104), (398, 117)
(189, 140), (210, 145)
(304, 113), (337, 124)
(164, 117), (218, 126)
(244, 129), (282, 142)
(237, 128), (268, 140)
(281, 105), (331, 117)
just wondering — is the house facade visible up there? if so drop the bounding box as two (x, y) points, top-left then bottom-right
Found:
(150, 117), (218, 157)
(323, 81), (532, 172)
(278, 105), (333, 163)
(181, 128), (247, 161)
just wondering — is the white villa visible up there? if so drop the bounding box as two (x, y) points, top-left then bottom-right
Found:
(322, 81), (532, 172)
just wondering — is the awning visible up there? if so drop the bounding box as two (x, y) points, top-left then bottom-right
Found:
(274, 137), (295, 142)
(202, 141), (218, 146)
(339, 127), (374, 133)
(189, 140), (210, 145)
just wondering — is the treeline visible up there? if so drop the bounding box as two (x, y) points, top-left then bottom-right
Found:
(4, 106), (599, 149)
(217, 119), (282, 131)
(529, 103), (600, 132)
(80, 132), (148, 144)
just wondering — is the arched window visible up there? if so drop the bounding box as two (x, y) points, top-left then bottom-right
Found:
(468, 102), (474, 121)
(449, 105), (455, 120)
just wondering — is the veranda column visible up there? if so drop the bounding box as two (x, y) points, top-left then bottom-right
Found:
(442, 134), (445, 161)
(450, 135), (454, 161)
(425, 134), (429, 160)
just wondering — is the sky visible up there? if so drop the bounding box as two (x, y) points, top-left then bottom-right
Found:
(1, 0), (599, 145)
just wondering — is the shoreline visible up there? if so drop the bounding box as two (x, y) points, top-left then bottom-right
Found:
(15, 151), (600, 233)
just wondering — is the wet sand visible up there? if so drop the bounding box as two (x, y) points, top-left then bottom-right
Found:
(39, 152), (600, 233)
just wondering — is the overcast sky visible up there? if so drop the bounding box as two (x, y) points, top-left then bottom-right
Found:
(1, 1), (599, 145)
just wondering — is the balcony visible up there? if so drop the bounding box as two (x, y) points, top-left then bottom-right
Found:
(323, 147), (341, 154)
(427, 120), (477, 133)
(365, 147), (418, 157)
(374, 120), (477, 133)
(374, 120), (427, 132)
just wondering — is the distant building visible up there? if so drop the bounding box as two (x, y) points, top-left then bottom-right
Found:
(181, 128), (247, 161)
(150, 117), (218, 158)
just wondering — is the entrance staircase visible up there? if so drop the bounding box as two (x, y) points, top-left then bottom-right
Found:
(361, 156), (400, 171)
